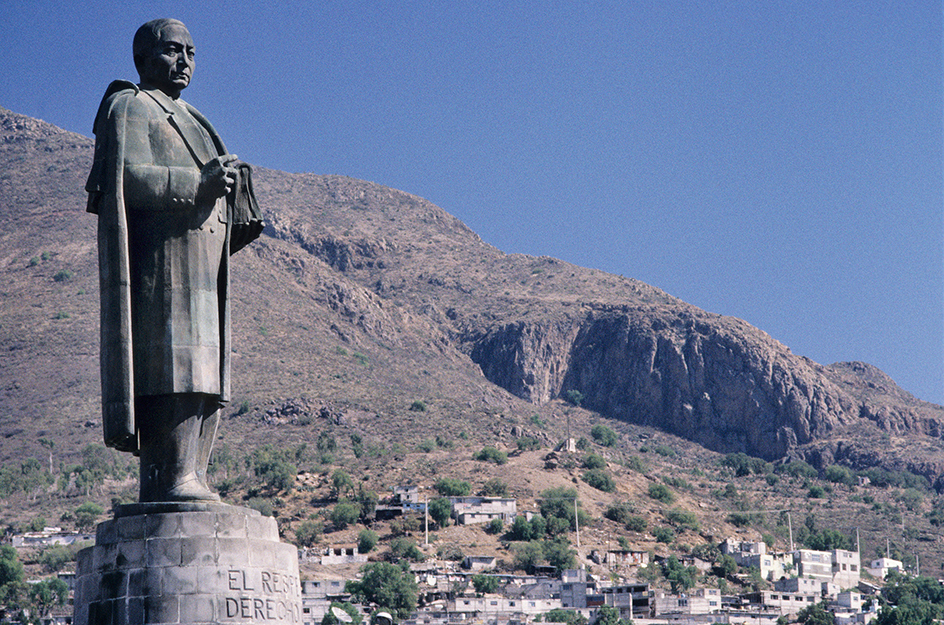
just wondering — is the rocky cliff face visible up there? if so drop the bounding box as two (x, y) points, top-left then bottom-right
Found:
(461, 305), (856, 460)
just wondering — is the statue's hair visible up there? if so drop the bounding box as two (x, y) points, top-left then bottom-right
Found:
(132, 18), (187, 70)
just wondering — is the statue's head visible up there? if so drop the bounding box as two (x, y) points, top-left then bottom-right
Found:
(133, 18), (194, 98)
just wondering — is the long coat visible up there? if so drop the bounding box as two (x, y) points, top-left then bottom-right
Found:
(86, 81), (233, 453)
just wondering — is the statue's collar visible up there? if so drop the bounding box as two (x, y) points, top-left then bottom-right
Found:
(140, 85), (190, 115)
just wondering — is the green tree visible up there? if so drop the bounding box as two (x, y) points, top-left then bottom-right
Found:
(38, 545), (74, 573)
(718, 554), (738, 578)
(74, 501), (105, 531)
(434, 477), (471, 496)
(542, 538), (577, 573)
(797, 601), (835, 625)
(357, 529), (379, 554)
(593, 605), (632, 625)
(428, 497), (453, 528)
(472, 574), (499, 595)
(486, 518), (504, 535)
(583, 453), (607, 469)
(330, 502), (360, 530)
(321, 602), (363, 625)
(824, 465), (855, 486)
(346, 562), (418, 619)
(331, 470), (356, 500)
(513, 541), (545, 573)
(539, 487), (589, 530)
(545, 608), (588, 625)
(661, 556), (697, 593)
(0, 546), (24, 587)
(356, 487), (378, 522)
(388, 538), (424, 562)
(590, 424), (617, 447)
(27, 577), (68, 619)
(564, 390), (585, 407)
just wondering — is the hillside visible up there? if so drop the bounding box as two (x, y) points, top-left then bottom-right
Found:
(1, 106), (944, 580)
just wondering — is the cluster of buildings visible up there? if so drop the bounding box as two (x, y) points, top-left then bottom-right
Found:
(5, 491), (913, 625)
(295, 537), (908, 625)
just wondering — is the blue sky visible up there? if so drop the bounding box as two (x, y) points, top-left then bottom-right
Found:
(4, 1), (942, 404)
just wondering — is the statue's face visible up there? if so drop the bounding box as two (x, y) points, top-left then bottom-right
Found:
(139, 23), (194, 97)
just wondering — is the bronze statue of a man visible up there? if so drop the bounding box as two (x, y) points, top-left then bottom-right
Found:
(86, 19), (261, 502)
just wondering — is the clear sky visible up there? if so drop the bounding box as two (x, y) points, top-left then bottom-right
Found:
(4, 1), (941, 404)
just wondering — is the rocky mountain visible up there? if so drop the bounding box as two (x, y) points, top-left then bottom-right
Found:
(1, 105), (942, 485)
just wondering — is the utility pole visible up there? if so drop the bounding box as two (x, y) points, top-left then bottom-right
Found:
(424, 497), (429, 546)
(788, 512), (794, 551)
(574, 498), (580, 548)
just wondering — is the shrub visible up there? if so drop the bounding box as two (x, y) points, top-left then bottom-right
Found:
(664, 508), (699, 531)
(624, 515), (648, 532)
(808, 485), (826, 498)
(653, 527), (675, 543)
(388, 537), (425, 562)
(517, 437), (543, 451)
(625, 456), (647, 472)
(721, 452), (771, 476)
(727, 513), (753, 527)
(590, 424), (618, 447)
(824, 465), (855, 486)
(777, 460), (817, 479)
(74, 502), (104, 530)
(472, 574), (499, 595)
(581, 469), (615, 492)
(357, 529), (379, 553)
(434, 477), (471, 497)
(544, 609), (587, 625)
(651, 445), (676, 457)
(247, 497), (273, 517)
(583, 453), (606, 469)
(474, 447), (508, 465)
(486, 518), (504, 535)
(604, 502), (636, 525)
(409, 400), (427, 412)
(648, 483), (675, 504)
(539, 486), (590, 530)
(53, 269), (73, 282)
(564, 390), (584, 406)
(479, 478), (508, 497)
(294, 520), (323, 547)
(330, 502), (360, 530)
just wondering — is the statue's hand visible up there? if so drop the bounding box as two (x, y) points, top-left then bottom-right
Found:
(197, 154), (239, 202)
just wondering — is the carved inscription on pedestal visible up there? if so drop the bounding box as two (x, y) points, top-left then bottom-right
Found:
(224, 569), (301, 622)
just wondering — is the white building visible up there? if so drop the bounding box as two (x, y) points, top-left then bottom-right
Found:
(867, 558), (903, 580)
(448, 496), (517, 525)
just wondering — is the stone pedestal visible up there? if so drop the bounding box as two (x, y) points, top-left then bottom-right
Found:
(74, 503), (302, 625)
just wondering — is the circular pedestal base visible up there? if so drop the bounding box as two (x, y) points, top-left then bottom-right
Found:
(73, 505), (301, 625)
